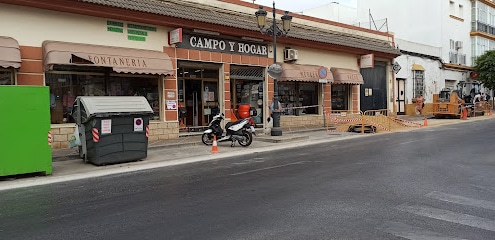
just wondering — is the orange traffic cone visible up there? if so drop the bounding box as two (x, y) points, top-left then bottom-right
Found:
(423, 117), (428, 127)
(490, 109), (493, 116)
(211, 135), (219, 153)
(462, 108), (468, 120)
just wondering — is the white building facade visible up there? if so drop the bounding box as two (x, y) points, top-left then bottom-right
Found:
(305, 0), (493, 114)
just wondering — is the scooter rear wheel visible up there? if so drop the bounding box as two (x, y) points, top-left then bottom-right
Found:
(201, 133), (213, 145)
(238, 131), (253, 147)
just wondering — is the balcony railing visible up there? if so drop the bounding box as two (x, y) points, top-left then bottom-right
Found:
(472, 21), (495, 35)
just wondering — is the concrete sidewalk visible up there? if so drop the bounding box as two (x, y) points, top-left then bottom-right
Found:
(1, 115), (492, 191)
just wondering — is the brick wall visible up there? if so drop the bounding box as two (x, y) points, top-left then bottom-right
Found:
(280, 115), (324, 128)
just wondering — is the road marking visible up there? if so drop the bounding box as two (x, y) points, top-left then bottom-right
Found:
(396, 204), (495, 232)
(399, 140), (422, 144)
(426, 191), (495, 211)
(229, 161), (309, 176)
(378, 221), (467, 240)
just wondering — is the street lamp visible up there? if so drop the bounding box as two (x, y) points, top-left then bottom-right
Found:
(255, 2), (292, 136)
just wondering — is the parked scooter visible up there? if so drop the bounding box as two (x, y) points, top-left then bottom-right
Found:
(202, 113), (255, 147)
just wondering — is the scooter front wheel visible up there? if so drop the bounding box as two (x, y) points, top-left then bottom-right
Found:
(238, 131), (253, 147)
(201, 133), (214, 145)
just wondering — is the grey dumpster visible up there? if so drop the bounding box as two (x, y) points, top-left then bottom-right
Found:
(72, 96), (153, 166)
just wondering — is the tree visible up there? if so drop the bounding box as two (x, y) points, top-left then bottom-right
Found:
(474, 50), (495, 90)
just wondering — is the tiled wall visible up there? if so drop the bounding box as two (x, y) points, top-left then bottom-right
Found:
(280, 115), (324, 128)
(50, 122), (178, 149)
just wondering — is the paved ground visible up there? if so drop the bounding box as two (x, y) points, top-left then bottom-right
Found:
(0, 115), (492, 191)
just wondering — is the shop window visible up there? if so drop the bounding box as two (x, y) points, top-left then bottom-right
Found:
(332, 85), (349, 110)
(108, 75), (160, 119)
(0, 69), (14, 85)
(46, 72), (159, 124)
(278, 82), (319, 115)
(232, 79), (263, 124)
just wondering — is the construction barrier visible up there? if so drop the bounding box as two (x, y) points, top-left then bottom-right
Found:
(363, 109), (422, 132)
(325, 108), (422, 134)
(324, 110), (364, 132)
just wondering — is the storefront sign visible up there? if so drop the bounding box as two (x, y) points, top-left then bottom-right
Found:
(87, 55), (148, 68)
(106, 20), (155, 42)
(360, 54), (374, 68)
(177, 34), (268, 57)
(169, 28), (183, 45)
(300, 70), (319, 78)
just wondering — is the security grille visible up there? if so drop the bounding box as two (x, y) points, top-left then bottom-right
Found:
(230, 66), (264, 80)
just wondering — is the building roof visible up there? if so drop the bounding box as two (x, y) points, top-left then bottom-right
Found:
(78, 0), (400, 56)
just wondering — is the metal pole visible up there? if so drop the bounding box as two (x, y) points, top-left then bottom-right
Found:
(271, 1), (282, 136)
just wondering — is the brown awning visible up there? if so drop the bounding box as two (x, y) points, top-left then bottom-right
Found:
(0, 36), (21, 69)
(42, 41), (174, 75)
(330, 67), (364, 84)
(278, 63), (334, 83)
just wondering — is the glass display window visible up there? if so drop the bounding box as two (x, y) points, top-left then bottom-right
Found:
(232, 79), (264, 124)
(108, 74), (159, 119)
(0, 69), (14, 85)
(46, 71), (159, 124)
(278, 82), (319, 115)
(331, 84), (350, 110)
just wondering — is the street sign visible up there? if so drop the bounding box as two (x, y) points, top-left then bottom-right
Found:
(267, 63), (283, 79)
(393, 62), (401, 74)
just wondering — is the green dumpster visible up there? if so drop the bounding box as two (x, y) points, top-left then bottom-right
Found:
(0, 86), (52, 176)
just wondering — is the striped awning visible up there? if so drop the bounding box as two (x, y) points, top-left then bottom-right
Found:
(330, 67), (364, 84)
(43, 41), (174, 75)
(0, 36), (21, 68)
(278, 63), (333, 83)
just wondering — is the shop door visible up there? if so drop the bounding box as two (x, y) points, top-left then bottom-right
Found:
(202, 80), (219, 125)
(360, 62), (387, 111)
(396, 78), (406, 114)
(184, 79), (202, 127)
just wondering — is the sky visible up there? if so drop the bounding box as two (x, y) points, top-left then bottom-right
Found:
(242, 0), (357, 13)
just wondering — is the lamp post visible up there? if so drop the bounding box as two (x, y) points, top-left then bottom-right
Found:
(255, 2), (292, 136)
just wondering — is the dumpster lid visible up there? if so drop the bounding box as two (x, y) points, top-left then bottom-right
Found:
(78, 96), (153, 116)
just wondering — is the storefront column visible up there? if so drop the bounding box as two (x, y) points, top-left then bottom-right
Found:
(224, 63), (232, 120)
(163, 75), (178, 122)
(18, 46), (43, 85)
(324, 83), (331, 112)
(352, 85), (360, 111)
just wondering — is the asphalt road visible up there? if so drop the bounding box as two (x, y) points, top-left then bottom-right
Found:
(2, 119), (495, 240)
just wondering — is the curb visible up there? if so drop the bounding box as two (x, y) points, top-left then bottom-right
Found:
(51, 127), (331, 162)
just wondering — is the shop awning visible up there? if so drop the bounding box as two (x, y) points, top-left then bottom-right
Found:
(412, 64), (425, 71)
(42, 41), (174, 75)
(330, 67), (364, 84)
(0, 36), (21, 69)
(278, 63), (334, 83)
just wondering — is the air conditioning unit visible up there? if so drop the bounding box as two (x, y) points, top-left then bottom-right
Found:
(455, 41), (463, 50)
(284, 49), (298, 61)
